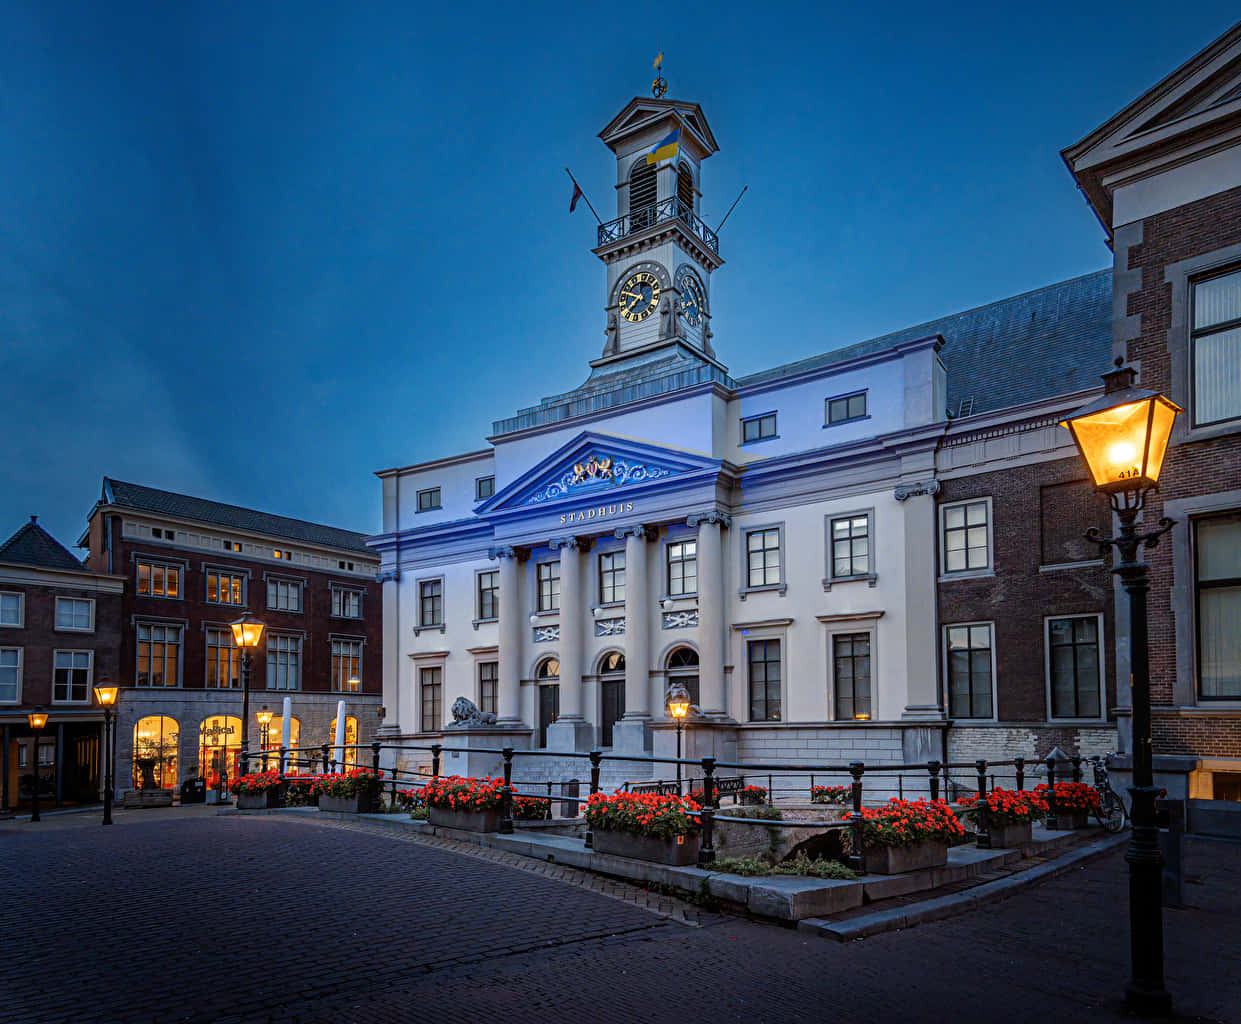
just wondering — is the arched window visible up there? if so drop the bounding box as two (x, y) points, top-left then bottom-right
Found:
(667, 647), (700, 707)
(535, 658), (560, 747)
(259, 716), (299, 770)
(630, 160), (657, 224)
(536, 658), (560, 680)
(133, 715), (179, 790)
(198, 715), (241, 788)
(677, 164), (694, 211)
(599, 652), (625, 747)
(329, 716), (359, 768)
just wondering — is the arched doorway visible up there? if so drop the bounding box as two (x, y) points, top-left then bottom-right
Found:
(535, 657), (560, 748)
(132, 715), (179, 790)
(598, 651), (626, 747)
(328, 716), (358, 768)
(198, 716), (241, 787)
(667, 647), (700, 708)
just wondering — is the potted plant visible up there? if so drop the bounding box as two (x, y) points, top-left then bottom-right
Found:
(583, 791), (701, 865)
(230, 770), (285, 810)
(811, 784), (851, 806)
(315, 768), (383, 814)
(844, 798), (966, 874)
(423, 775), (506, 832)
(1034, 781), (1101, 829)
(740, 784), (768, 806)
(513, 793), (550, 822)
(283, 774), (318, 807)
(958, 788), (1048, 847)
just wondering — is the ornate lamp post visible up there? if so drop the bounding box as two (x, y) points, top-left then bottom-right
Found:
(666, 681), (692, 789)
(257, 707), (273, 771)
(27, 707), (48, 823)
(93, 681), (120, 826)
(1060, 359), (1180, 1017)
(229, 612), (266, 778)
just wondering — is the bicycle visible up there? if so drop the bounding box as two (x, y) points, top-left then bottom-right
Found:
(1085, 754), (1129, 833)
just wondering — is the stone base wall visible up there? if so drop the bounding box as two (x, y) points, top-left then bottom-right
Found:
(737, 726), (916, 802)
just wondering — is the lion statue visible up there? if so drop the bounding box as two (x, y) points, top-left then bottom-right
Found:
(447, 695), (497, 728)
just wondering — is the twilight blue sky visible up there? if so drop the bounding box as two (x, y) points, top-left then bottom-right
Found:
(1, 2), (1237, 549)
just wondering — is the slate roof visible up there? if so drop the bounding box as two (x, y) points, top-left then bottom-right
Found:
(739, 269), (1114, 416)
(0, 517), (89, 572)
(100, 479), (373, 554)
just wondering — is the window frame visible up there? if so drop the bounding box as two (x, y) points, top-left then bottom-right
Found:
(475, 568), (499, 624)
(416, 487), (442, 513)
(52, 648), (93, 704)
(740, 523), (786, 597)
(536, 559), (561, 613)
(135, 557), (185, 599)
(475, 475), (496, 502)
(664, 536), (698, 599)
(330, 586), (363, 619)
(54, 596), (95, 633)
(597, 549), (626, 606)
(746, 637), (783, 722)
(0, 591), (25, 629)
(825, 389), (869, 427)
(1193, 512), (1241, 703)
(135, 620), (184, 688)
(1189, 264), (1241, 430)
(266, 632), (303, 691)
(416, 576), (444, 632)
(824, 509), (876, 590)
(740, 411), (778, 445)
(831, 631), (875, 722)
(265, 575), (304, 614)
(478, 660), (498, 716)
(204, 566), (248, 607)
(943, 621), (998, 722)
(939, 497), (994, 578)
(204, 625), (240, 689)
(0, 646), (22, 704)
(330, 636), (365, 692)
(1043, 613), (1106, 722)
(420, 665), (443, 733)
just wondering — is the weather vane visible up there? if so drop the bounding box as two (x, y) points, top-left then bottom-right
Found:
(651, 48), (667, 98)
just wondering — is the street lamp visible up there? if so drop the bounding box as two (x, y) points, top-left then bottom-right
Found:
(1060, 359), (1180, 1017)
(257, 706), (273, 771)
(666, 681), (692, 789)
(229, 612), (266, 778)
(27, 707), (48, 823)
(94, 681), (120, 826)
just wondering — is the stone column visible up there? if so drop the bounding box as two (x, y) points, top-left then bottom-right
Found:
(613, 525), (655, 755)
(378, 575), (402, 737)
(690, 513), (730, 718)
(492, 546), (523, 725)
(547, 537), (593, 750)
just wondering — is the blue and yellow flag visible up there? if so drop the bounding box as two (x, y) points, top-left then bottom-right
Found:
(645, 125), (679, 166)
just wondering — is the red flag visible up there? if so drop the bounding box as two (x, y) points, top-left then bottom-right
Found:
(569, 181), (583, 213)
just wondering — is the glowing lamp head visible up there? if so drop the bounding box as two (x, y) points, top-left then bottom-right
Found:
(256, 707), (273, 726)
(1059, 363), (1181, 495)
(666, 681), (692, 721)
(28, 707), (48, 731)
(229, 612), (265, 648)
(93, 680), (120, 707)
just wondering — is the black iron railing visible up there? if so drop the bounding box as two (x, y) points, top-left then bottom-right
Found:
(597, 197), (720, 255)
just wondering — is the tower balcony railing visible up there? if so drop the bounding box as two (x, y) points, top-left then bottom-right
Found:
(597, 197), (720, 256)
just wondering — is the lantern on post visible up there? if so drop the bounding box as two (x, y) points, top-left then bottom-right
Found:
(229, 612), (266, 778)
(666, 681), (692, 788)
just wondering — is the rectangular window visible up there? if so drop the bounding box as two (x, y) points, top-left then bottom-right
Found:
(598, 551), (626, 604)
(476, 476), (495, 501)
(741, 412), (777, 443)
(827, 390), (867, 424)
(331, 589), (362, 618)
(273, 549), (291, 561)
(54, 597), (93, 632)
(205, 627), (240, 688)
(477, 570), (499, 620)
(0, 592), (23, 627)
(0, 648), (21, 702)
(942, 499), (991, 573)
(137, 561), (181, 599)
(746, 528), (782, 589)
(833, 633), (872, 720)
(267, 634), (302, 691)
(137, 624), (181, 687)
(946, 624), (994, 719)
(207, 571), (245, 605)
(830, 515), (870, 579)
(421, 666), (442, 732)
(1191, 267), (1241, 427)
(1047, 616), (1101, 718)
(419, 579), (443, 627)
(331, 640), (362, 691)
(53, 650), (91, 703)
(266, 579), (302, 612)
(479, 661), (498, 715)
(417, 487), (441, 512)
(537, 561), (560, 612)
(667, 540), (697, 597)
(748, 639), (781, 721)
(223, 540), (242, 552)
(1196, 512), (1241, 699)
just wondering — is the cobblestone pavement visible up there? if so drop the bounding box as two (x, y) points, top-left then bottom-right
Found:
(1, 811), (1237, 1024)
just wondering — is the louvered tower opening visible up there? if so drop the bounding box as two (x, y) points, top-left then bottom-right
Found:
(677, 165), (694, 211)
(629, 160), (657, 214)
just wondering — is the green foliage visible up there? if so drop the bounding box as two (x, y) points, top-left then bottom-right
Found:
(711, 853), (857, 880)
(408, 807), (429, 820)
(716, 805), (784, 821)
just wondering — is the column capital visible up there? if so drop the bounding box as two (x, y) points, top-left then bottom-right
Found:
(488, 545), (518, 560)
(614, 524), (657, 541)
(549, 535), (591, 552)
(894, 479), (940, 502)
(687, 511), (732, 529)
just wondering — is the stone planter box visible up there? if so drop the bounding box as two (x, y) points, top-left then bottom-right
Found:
(236, 789), (282, 810)
(986, 821), (1033, 848)
(1048, 810), (1090, 830)
(318, 792), (378, 814)
(428, 806), (502, 832)
(591, 829), (701, 866)
(862, 840), (948, 875)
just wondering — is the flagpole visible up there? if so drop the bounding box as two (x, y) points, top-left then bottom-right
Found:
(565, 167), (603, 225)
(716, 185), (748, 233)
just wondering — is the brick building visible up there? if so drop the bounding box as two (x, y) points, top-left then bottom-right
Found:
(1, 516), (124, 812)
(1063, 23), (1241, 825)
(80, 479), (381, 794)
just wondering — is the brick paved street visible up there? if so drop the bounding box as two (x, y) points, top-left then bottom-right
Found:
(1, 810), (1237, 1024)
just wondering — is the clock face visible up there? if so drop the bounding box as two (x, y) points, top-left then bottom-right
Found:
(676, 268), (706, 328)
(618, 271), (661, 323)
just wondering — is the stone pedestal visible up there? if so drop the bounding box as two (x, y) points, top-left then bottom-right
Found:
(440, 727), (532, 780)
(612, 718), (652, 757)
(545, 719), (594, 753)
(651, 720), (739, 766)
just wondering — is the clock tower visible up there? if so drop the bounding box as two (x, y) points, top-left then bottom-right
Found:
(592, 97), (725, 373)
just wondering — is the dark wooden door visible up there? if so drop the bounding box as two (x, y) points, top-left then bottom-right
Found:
(600, 679), (625, 747)
(538, 684), (560, 747)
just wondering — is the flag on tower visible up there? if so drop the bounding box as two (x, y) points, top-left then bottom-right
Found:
(569, 180), (583, 212)
(645, 125), (680, 165)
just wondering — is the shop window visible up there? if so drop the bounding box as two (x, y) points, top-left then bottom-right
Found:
(133, 715), (179, 790)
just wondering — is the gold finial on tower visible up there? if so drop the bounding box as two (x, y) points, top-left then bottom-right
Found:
(652, 48), (667, 98)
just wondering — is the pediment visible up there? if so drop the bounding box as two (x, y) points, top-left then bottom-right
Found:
(478, 432), (719, 516)
(599, 98), (719, 156)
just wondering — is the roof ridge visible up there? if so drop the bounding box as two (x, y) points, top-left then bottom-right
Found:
(0, 518), (88, 572)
